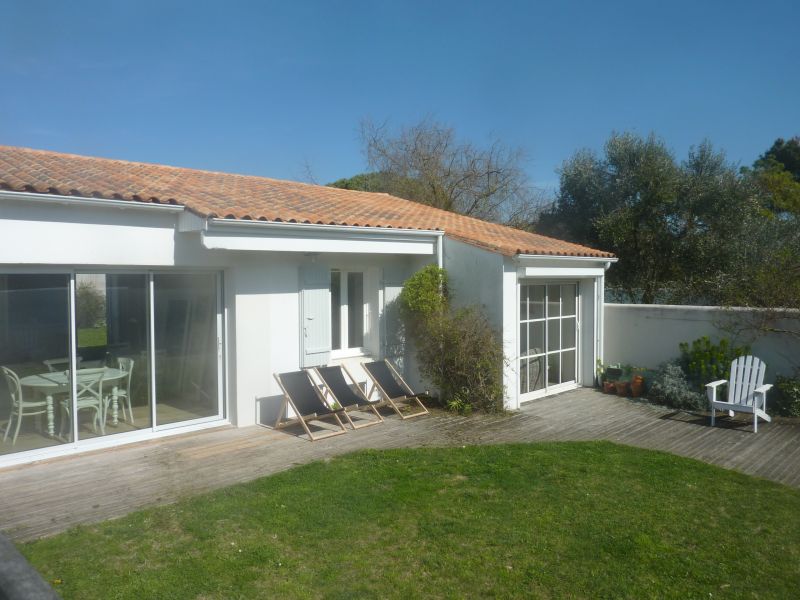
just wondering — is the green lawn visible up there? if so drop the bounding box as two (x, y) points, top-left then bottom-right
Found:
(21, 442), (800, 599)
(77, 326), (107, 348)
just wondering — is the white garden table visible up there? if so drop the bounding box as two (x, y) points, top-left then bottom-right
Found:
(19, 368), (127, 438)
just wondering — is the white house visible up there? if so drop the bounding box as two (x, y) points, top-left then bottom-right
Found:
(0, 146), (614, 466)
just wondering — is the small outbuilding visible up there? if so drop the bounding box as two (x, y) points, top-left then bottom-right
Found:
(0, 146), (614, 465)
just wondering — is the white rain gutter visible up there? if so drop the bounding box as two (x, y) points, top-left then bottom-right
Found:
(206, 217), (444, 238)
(0, 190), (185, 213)
(515, 253), (618, 269)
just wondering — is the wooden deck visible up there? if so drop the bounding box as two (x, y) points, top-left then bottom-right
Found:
(2, 388), (799, 541)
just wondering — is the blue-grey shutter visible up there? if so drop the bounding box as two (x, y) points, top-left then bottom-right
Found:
(300, 265), (331, 367)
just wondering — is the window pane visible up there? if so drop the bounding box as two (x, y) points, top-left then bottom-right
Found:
(153, 274), (219, 426)
(519, 358), (528, 394)
(530, 321), (544, 355)
(547, 319), (560, 352)
(0, 274), (71, 455)
(330, 271), (341, 351)
(347, 272), (364, 348)
(519, 323), (528, 356)
(562, 350), (576, 383)
(519, 285), (528, 321)
(547, 285), (561, 318)
(75, 274), (151, 440)
(531, 285), (545, 319)
(561, 284), (577, 316)
(548, 353), (561, 385)
(561, 317), (576, 350)
(530, 356), (545, 391)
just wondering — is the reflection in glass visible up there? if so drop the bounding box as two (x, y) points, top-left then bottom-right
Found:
(0, 274), (71, 455)
(153, 274), (219, 426)
(519, 323), (528, 356)
(548, 353), (561, 385)
(548, 319), (560, 353)
(530, 321), (544, 355)
(547, 285), (561, 317)
(519, 285), (527, 321)
(73, 274), (150, 440)
(331, 271), (341, 351)
(531, 285), (545, 319)
(562, 317), (576, 351)
(530, 356), (545, 391)
(562, 350), (576, 383)
(561, 284), (577, 316)
(347, 272), (364, 348)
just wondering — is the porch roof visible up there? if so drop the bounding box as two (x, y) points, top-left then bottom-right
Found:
(0, 145), (613, 258)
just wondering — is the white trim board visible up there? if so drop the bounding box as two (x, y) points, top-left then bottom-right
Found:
(519, 266), (606, 278)
(202, 220), (440, 255)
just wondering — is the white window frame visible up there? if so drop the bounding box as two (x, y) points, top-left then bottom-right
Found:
(330, 269), (368, 359)
(518, 280), (581, 402)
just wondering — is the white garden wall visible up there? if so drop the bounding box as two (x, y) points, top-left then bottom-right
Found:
(604, 304), (799, 380)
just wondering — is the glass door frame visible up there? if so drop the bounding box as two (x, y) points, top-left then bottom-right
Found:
(151, 270), (226, 432)
(518, 279), (581, 402)
(0, 265), (226, 461)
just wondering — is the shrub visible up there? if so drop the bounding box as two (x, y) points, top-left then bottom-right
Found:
(398, 265), (448, 326)
(772, 376), (800, 417)
(647, 363), (706, 411)
(678, 336), (749, 391)
(399, 266), (505, 413)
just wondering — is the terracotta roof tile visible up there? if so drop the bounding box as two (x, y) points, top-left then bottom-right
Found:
(0, 146), (613, 258)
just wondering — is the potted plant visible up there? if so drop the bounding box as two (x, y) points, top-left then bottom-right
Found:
(630, 372), (645, 397)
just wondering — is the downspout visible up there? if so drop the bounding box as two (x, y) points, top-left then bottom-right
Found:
(436, 235), (444, 268)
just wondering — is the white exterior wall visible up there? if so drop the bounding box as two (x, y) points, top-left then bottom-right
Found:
(442, 238), (504, 329)
(0, 197), (433, 442)
(442, 240), (611, 410)
(604, 303), (799, 379)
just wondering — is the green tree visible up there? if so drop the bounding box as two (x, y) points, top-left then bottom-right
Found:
(747, 136), (800, 215)
(536, 133), (760, 303)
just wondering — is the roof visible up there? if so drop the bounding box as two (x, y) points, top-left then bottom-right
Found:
(0, 146), (613, 258)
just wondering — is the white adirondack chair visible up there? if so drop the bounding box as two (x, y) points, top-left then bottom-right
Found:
(707, 355), (772, 432)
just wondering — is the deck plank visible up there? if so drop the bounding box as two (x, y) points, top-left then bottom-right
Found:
(1, 388), (798, 542)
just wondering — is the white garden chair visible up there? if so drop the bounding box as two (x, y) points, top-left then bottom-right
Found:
(707, 355), (772, 432)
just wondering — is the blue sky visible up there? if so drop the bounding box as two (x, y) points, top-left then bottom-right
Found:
(1, 0), (797, 194)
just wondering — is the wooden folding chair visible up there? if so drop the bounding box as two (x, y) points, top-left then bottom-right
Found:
(362, 360), (429, 419)
(312, 365), (383, 430)
(272, 370), (348, 441)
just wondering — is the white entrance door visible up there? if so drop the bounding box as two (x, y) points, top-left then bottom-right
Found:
(519, 282), (579, 401)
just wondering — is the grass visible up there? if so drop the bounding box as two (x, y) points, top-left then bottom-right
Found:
(21, 442), (800, 599)
(77, 326), (107, 348)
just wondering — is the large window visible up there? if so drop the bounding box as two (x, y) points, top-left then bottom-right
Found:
(519, 283), (578, 398)
(330, 270), (364, 352)
(73, 273), (151, 440)
(0, 275), (71, 454)
(153, 273), (220, 425)
(0, 271), (222, 459)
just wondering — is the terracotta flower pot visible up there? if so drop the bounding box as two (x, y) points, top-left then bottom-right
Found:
(630, 375), (645, 398)
(615, 381), (630, 396)
(603, 381), (616, 394)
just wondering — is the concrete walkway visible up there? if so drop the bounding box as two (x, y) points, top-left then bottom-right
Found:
(2, 388), (798, 541)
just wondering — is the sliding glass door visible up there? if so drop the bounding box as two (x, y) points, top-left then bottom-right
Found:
(0, 275), (72, 455)
(519, 282), (579, 401)
(153, 273), (221, 426)
(1, 270), (223, 460)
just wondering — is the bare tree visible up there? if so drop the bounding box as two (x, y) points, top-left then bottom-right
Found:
(359, 117), (539, 223)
